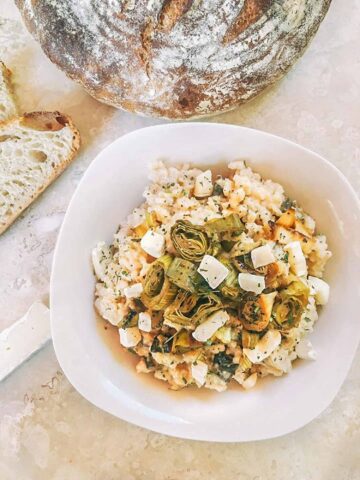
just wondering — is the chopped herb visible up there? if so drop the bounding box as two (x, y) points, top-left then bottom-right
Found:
(214, 352), (237, 374)
(145, 357), (155, 368)
(122, 310), (138, 328)
(150, 337), (162, 353)
(280, 198), (295, 212)
(150, 335), (172, 353)
(282, 252), (289, 263)
(213, 183), (224, 196)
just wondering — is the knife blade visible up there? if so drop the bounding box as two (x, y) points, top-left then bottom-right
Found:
(0, 302), (51, 382)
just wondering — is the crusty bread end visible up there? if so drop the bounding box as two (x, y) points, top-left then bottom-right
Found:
(0, 111), (80, 234)
(0, 61), (18, 122)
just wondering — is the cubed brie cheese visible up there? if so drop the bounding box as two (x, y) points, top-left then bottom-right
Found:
(238, 272), (265, 294)
(251, 244), (276, 269)
(119, 327), (141, 348)
(191, 362), (208, 387)
(92, 242), (110, 283)
(243, 330), (281, 364)
(138, 312), (152, 332)
(140, 230), (165, 258)
(308, 276), (330, 305)
(192, 310), (229, 342)
(124, 283), (143, 299)
(194, 170), (213, 197)
(197, 255), (229, 289)
(284, 241), (307, 276)
(242, 372), (258, 390)
(295, 338), (317, 360)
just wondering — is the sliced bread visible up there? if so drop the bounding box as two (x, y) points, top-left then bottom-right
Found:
(0, 61), (18, 122)
(0, 111), (80, 234)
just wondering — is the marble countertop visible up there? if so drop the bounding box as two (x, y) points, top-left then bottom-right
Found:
(0, 1), (359, 478)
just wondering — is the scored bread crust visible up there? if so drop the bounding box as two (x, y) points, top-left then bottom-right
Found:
(0, 61), (18, 122)
(15, 0), (332, 119)
(0, 112), (80, 234)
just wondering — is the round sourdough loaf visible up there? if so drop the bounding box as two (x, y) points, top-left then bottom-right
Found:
(15, 0), (331, 119)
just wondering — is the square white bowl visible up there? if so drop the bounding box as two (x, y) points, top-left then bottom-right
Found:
(50, 123), (360, 442)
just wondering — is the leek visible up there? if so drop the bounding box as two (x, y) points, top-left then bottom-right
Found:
(272, 281), (309, 331)
(164, 290), (222, 327)
(141, 255), (178, 310)
(205, 213), (244, 234)
(170, 220), (214, 262)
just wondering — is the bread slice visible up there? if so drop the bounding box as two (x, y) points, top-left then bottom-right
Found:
(0, 61), (18, 122)
(0, 111), (80, 234)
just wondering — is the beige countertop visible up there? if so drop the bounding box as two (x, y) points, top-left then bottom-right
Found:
(0, 1), (359, 478)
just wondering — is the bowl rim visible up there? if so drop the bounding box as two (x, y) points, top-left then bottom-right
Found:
(50, 122), (360, 442)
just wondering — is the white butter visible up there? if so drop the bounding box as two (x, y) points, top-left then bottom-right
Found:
(191, 362), (208, 387)
(119, 327), (141, 348)
(284, 241), (307, 276)
(197, 255), (229, 289)
(194, 170), (213, 197)
(238, 272), (265, 294)
(308, 276), (330, 305)
(243, 330), (281, 364)
(140, 230), (165, 258)
(124, 283), (143, 299)
(138, 312), (152, 332)
(192, 310), (229, 342)
(251, 244), (276, 269)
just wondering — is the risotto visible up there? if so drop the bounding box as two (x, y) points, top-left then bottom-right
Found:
(92, 161), (331, 392)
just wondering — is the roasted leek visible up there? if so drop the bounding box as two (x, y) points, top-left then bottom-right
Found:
(166, 257), (197, 292)
(272, 281), (309, 331)
(164, 290), (223, 327)
(240, 292), (277, 332)
(141, 255), (178, 310)
(205, 213), (244, 235)
(170, 220), (214, 262)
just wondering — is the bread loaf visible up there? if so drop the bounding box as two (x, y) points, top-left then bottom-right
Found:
(0, 112), (80, 234)
(15, 0), (331, 119)
(0, 61), (18, 122)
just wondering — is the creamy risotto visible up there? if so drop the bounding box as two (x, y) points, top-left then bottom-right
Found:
(92, 161), (331, 392)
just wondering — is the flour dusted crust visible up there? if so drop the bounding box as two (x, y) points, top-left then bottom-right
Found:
(16, 0), (332, 119)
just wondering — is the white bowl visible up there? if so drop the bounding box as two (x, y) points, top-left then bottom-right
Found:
(51, 123), (360, 442)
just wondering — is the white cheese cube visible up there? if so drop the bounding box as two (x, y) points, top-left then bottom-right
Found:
(197, 255), (229, 289)
(92, 242), (110, 283)
(251, 244), (276, 269)
(295, 338), (317, 360)
(308, 276), (330, 305)
(124, 283), (143, 299)
(119, 327), (141, 348)
(140, 230), (165, 258)
(238, 273), (265, 294)
(242, 373), (258, 390)
(191, 362), (208, 387)
(138, 312), (152, 332)
(192, 310), (229, 342)
(284, 241), (307, 276)
(194, 170), (213, 197)
(204, 373), (227, 392)
(243, 330), (281, 364)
